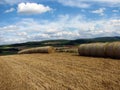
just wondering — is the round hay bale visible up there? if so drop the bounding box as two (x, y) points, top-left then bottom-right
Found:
(113, 42), (120, 58)
(18, 46), (55, 54)
(105, 42), (114, 58)
(88, 44), (96, 56)
(91, 43), (106, 57)
(105, 42), (120, 58)
(78, 43), (106, 57)
(82, 44), (90, 56)
(78, 44), (89, 56)
(78, 42), (120, 58)
(78, 44), (85, 56)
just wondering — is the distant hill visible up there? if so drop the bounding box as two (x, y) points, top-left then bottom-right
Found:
(67, 36), (120, 45)
(1, 36), (120, 48)
(1, 36), (120, 55)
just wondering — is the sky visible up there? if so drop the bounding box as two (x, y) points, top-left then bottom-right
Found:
(0, 0), (120, 45)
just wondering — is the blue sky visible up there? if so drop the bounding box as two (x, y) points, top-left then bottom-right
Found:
(0, 0), (120, 45)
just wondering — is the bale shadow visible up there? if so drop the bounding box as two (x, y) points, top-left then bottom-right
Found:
(72, 54), (120, 60)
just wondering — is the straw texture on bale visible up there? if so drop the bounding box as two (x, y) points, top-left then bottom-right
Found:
(105, 42), (120, 58)
(78, 42), (120, 58)
(18, 46), (55, 54)
(78, 43), (106, 57)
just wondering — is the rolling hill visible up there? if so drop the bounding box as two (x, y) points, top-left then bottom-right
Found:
(1, 36), (120, 55)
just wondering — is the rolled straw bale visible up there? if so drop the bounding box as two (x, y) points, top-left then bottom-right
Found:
(78, 44), (90, 56)
(18, 46), (55, 54)
(81, 44), (90, 56)
(105, 42), (114, 58)
(78, 43), (106, 57)
(105, 42), (120, 58)
(90, 43), (106, 57)
(88, 44), (96, 56)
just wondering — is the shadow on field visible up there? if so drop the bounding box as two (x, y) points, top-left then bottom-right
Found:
(0, 52), (18, 56)
(0, 47), (19, 56)
(72, 54), (120, 60)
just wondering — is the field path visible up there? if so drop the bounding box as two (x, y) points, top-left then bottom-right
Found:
(0, 53), (120, 90)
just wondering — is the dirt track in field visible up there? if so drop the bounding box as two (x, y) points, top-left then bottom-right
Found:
(0, 53), (120, 90)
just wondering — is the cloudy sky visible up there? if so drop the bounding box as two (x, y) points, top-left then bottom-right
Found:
(0, 0), (120, 45)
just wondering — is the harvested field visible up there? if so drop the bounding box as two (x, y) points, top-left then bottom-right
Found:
(0, 53), (120, 90)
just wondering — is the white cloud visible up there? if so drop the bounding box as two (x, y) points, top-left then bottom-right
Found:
(92, 0), (120, 3)
(112, 10), (119, 13)
(0, 15), (120, 45)
(17, 3), (52, 15)
(17, 32), (27, 36)
(0, 0), (27, 5)
(91, 8), (106, 16)
(57, 0), (120, 8)
(1, 0), (120, 8)
(4, 8), (15, 13)
(0, 25), (19, 31)
(57, 0), (90, 8)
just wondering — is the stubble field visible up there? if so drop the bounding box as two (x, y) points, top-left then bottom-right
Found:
(0, 53), (120, 90)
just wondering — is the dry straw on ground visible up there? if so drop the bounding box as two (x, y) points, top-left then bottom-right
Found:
(18, 46), (55, 54)
(0, 53), (120, 90)
(78, 42), (120, 58)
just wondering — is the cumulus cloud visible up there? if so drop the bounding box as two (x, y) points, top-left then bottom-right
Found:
(0, 15), (120, 45)
(4, 8), (15, 13)
(17, 3), (52, 15)
(91, 8), (106, 16)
